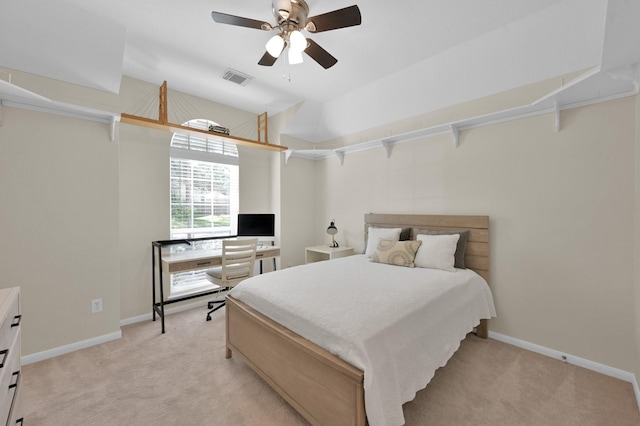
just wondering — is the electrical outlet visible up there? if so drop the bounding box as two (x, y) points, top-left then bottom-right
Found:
(91, 298), (103, 314)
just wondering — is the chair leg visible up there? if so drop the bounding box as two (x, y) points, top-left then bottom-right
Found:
(206, 299), (226, 321)
(205, 286), (230, 321)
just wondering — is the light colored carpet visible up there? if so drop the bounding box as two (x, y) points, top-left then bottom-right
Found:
(22, 307), (640, 425)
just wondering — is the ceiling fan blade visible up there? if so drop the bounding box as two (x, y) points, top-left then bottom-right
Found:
(211, 11), (269, 30)
(259, 40), (287, 66)
(306, 5), (361, 33)
(305, 39), (338, 69)
(258, 51), (279, 66)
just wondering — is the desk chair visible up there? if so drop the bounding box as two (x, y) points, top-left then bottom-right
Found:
(205, 238), (258, 321)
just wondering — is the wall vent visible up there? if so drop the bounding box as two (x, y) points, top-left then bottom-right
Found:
(222, 69), (253, 86)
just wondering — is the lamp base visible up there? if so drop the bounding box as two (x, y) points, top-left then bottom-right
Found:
(328, 240), (339, 248)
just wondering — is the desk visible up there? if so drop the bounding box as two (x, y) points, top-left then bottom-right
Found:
(162, 246), (280, 274)
(152, 238), (279, 333)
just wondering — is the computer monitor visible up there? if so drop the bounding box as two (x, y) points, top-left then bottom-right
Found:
(237, 213), (275, 237)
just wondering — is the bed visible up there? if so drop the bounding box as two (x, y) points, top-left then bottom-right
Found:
(225, 214), (495, 426)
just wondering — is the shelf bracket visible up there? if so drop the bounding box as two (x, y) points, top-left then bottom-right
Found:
(258, 112), (269, 144)
(109, 116), (117, 142)
(284, 150), (293, 166)
(335, 150), (345, 166)
(381, 140), (392, 158)
(554, 102), (561, 132)
(451, 124), (459, 148)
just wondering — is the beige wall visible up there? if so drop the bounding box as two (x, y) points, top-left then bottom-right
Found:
(280, 156), (318, 267)
(118, 124), (170, 320)
(309, 97), (636, 372)
(0, 106), (121, 355)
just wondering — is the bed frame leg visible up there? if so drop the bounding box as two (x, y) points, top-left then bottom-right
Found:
(226, 347), (232, 359)
(476, 319), (488, 339)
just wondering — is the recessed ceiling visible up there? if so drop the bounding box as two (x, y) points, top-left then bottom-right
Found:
(0, 0), (638, 143)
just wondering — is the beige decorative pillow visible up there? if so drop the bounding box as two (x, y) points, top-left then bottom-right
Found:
(372, 239), (422, 267)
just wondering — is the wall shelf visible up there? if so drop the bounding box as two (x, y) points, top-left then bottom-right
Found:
(283, 66), (638, 165)
(0, 79), (288, 151)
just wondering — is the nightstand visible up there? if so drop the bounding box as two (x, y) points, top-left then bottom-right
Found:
(305, 245), (355, 263)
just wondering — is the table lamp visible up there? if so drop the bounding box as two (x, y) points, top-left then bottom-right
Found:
(327, 220), (339, 247)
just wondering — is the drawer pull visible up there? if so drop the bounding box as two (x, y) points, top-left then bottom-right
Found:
(9, 370), (19, 389)
(196, 261), (211, 266)
(11, 315), (21, 328)
(0, 349), (7, 368)
(15, 418), (23, 425)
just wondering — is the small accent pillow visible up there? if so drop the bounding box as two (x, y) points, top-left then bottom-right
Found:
(414, 234), (460, 272)
(413, 228), (470, 269)
(372, 239), (422, 267)
(365, 227), (402, 257)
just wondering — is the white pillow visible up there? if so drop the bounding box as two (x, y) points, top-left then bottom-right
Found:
(365, 227), (402, 257)
(414, 234), (460, 272)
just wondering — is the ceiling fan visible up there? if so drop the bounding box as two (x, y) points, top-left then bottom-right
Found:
(211, 0), (361, 69)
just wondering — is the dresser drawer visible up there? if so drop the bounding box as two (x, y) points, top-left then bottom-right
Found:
(0, 329), (20, 425)
(0, 293), (20, 360)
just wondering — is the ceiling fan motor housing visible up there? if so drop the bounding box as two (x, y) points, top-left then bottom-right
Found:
(273, 0), (309, 28)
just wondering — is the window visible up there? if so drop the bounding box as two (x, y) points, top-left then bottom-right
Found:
(169, 119), (239, 295)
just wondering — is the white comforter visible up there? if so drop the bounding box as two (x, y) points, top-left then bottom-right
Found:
(230, 255), (496, 426)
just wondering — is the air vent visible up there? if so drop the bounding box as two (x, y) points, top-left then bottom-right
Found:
(222, 69), (253, 86)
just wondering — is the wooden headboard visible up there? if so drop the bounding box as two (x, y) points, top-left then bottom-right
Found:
(364, 213), (490, 283)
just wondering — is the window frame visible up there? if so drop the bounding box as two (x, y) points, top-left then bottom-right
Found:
(168, 119), (240, 296)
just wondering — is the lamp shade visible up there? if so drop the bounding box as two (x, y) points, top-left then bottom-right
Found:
(289, 30), (306, 53)
(288, 48), (304, 64)
(266, 35), (285, 58)
(327, 221), (337, 235)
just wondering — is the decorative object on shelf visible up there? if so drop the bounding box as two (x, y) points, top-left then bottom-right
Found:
(327, 220), (339, 247)
(211, 0), (361, 69)
(209, 124), (230, 135)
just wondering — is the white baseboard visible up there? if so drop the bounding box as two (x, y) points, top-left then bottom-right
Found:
(21, 330), (122, 366)
(489, 331), (635, 383)
(491, 331), (640, 413)
(119, 300), (206, 327)
(21, 301), (208, 365)
(633, 374), (640, 414)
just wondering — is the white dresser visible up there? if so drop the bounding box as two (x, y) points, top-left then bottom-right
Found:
(0, 288), (22, 425)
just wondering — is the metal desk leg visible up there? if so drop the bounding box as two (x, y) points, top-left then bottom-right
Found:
(158, 245), (165, 333)
(152, 243), (156, 322)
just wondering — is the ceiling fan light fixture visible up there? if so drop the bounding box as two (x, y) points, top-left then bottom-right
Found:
(288, 48), (304, 65)
(266, 34), (285, 58)
(212, 0), (361, 69)
(289, 30), (306, 53)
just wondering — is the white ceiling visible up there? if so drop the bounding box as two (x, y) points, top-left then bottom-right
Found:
(0, 0), (638, 143)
